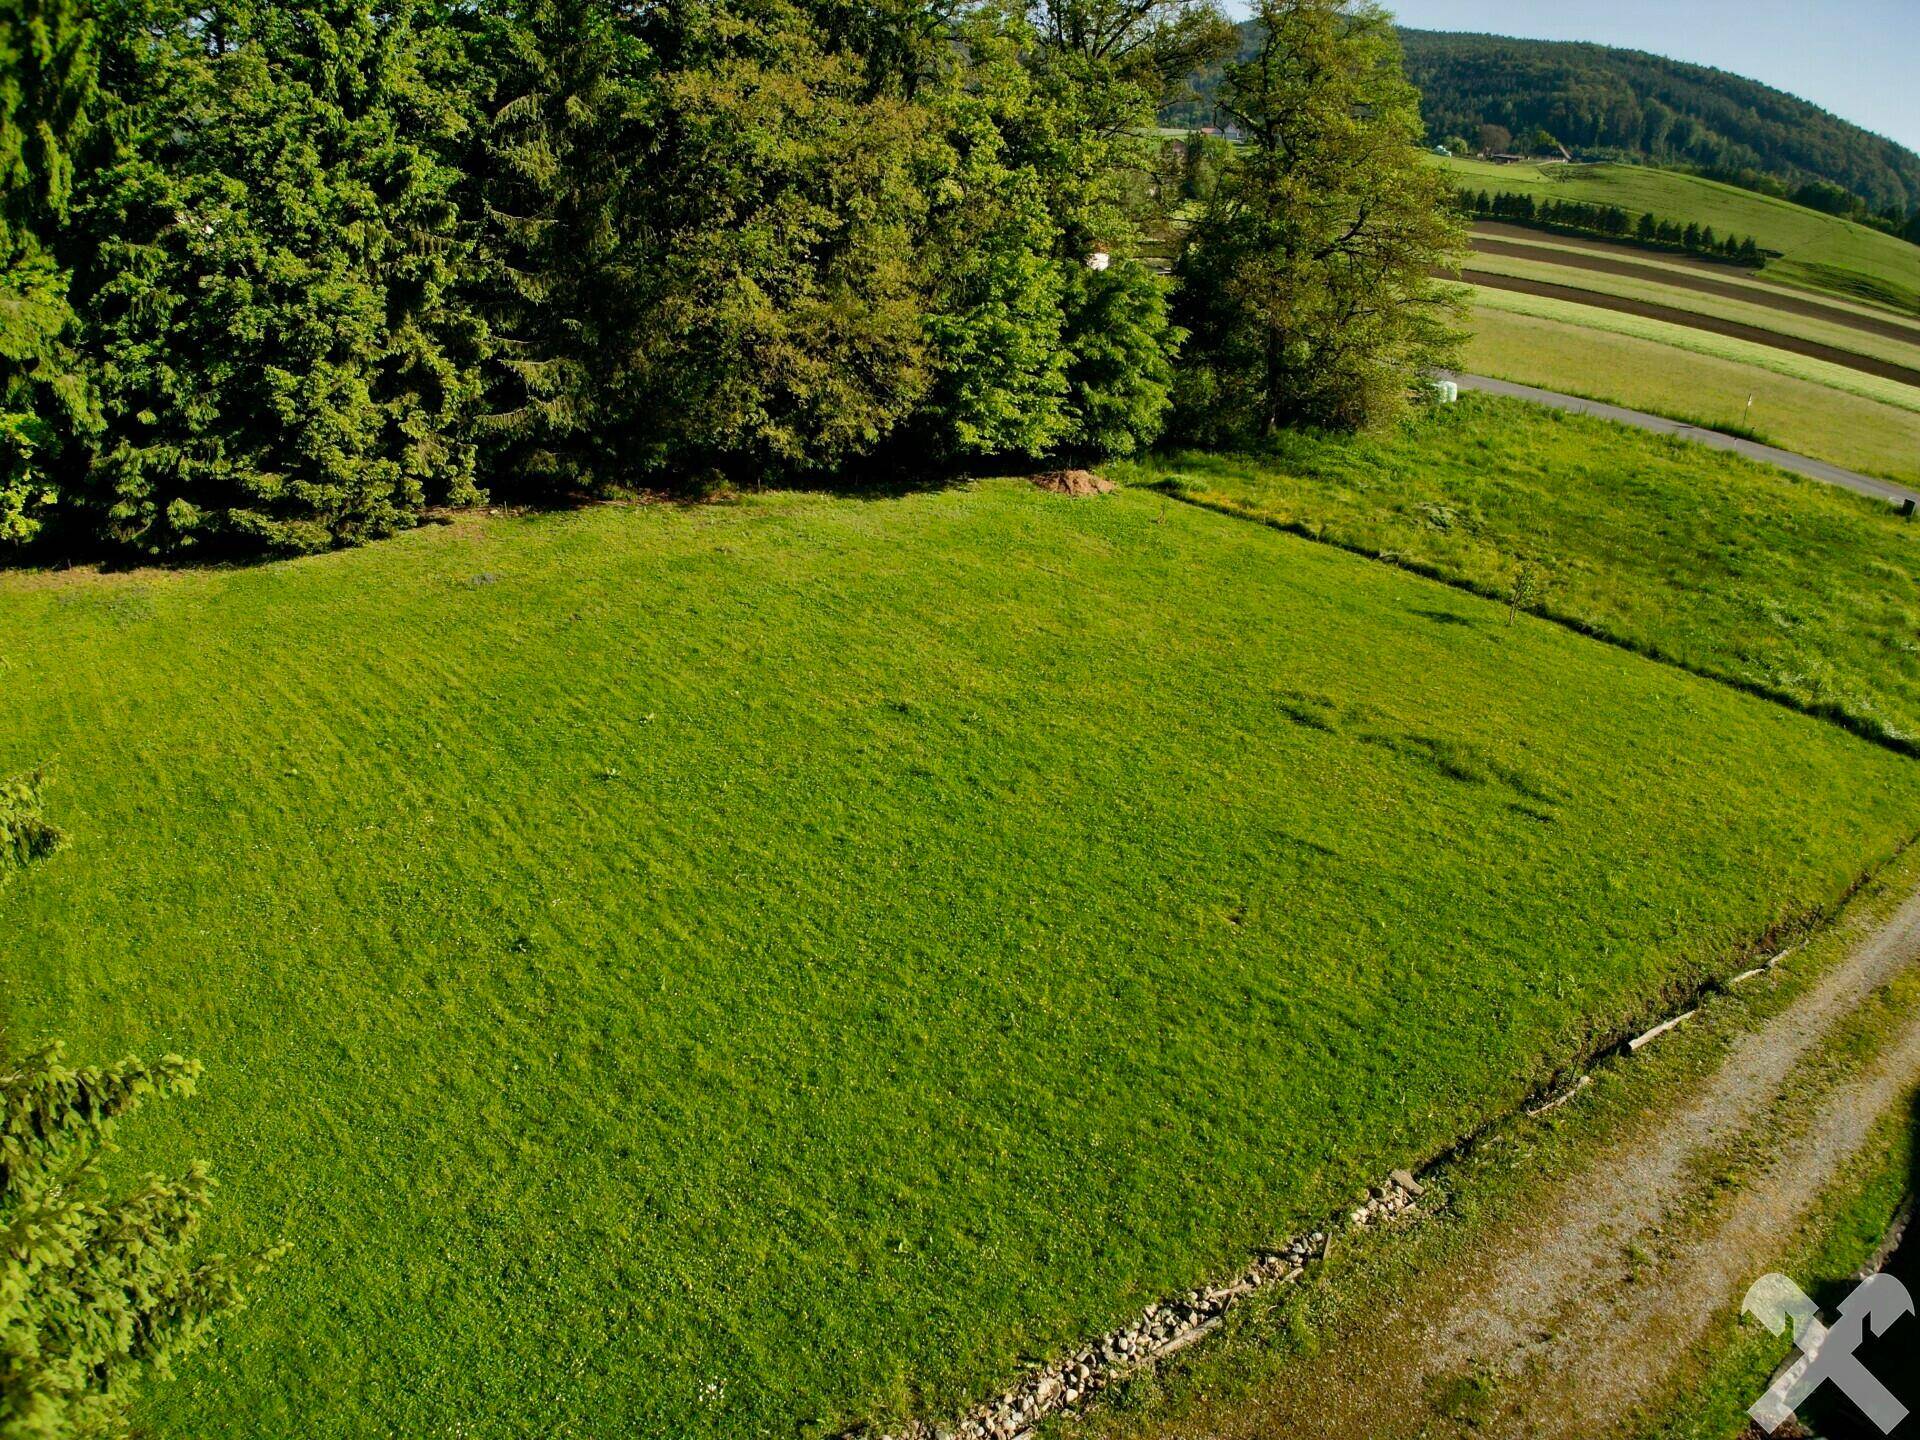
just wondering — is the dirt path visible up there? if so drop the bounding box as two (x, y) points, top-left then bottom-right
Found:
(1144, 883), (1920, 1440)
(1450, 373), (1920, 507)
(1467, 235), (1920, 348)
(1460, 269), (1920, 388)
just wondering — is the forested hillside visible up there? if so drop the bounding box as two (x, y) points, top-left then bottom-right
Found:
(1169, 26), (1920, 226)
(1401, 30), (1920, 221)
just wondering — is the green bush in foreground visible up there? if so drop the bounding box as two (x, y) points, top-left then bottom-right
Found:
(0, 769), (61, 875)
(1, 1044), (271, 1440)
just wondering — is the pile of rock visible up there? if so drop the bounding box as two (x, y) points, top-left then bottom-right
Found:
(877, 1169), (1426, 1440)
(1350, 1168), (1424, 1228)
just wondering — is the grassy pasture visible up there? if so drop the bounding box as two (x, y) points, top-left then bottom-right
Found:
(1464, 306), (1920, 488)
(1436, 157), (1920, 313)
(1123, 395), (1920, 746)
(1461, 251), (1920, 375)
(5, 481), (1920, 1437)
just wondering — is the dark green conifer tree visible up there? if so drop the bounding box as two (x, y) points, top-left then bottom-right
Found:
(469, 0), (657, 493)
(75, 0), (482, 555)
(912, 5), (1070, 462)
(0, 0), (98, 546)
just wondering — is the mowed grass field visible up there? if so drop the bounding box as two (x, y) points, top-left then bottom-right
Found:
(5, 479), (1920, 1436)
(1124, 395), (1920, 747)
(1463, 305), (1920, 487)
(1435, 156), (1920, 313)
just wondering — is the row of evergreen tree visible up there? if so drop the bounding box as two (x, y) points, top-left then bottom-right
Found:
(1457, 189), (1763, 263)
(1, 0), (1462, 560)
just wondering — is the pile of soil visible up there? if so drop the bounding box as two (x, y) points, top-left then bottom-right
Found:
(1030, 469), (1115, 497)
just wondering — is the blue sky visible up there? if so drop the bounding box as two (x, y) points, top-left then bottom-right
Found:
(1285, 0), (1920, 154)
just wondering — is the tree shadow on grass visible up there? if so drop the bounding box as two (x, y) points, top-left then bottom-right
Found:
(0, 452), (1003, 579)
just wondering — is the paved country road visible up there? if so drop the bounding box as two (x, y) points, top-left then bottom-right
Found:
(1451, 373), (1920, 507)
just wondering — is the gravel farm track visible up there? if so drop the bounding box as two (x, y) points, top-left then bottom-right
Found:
(1122, 880), (1920, 1440)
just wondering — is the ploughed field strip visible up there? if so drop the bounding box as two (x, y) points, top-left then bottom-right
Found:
(1434, 157), (1920, 314)
(1459, 270), (1920, 388)
(6, 481), (1920, 1439)
(1469, 228), (1920, 347)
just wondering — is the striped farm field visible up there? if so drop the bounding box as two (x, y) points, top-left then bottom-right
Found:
(1470, 227), (1920, 343)
(1436, 157), (1920, 314)
(1460, 252), (1920, 377)
(1468, 286), (1920, 416)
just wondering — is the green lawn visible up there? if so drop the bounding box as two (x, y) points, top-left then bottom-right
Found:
(1122, 395), (1920, 747)
(5, 480), (1920, 1438)
(1463, 306), (1920, 487)
(1436, 157), (1920, 313)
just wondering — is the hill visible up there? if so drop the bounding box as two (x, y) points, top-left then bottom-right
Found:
(1167, 25), (1920, 225)
(1402, 30), (1920, 221)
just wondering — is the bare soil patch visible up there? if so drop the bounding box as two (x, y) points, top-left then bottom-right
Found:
(1032, 469), (1116, 497)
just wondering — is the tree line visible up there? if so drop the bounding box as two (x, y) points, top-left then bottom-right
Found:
(1, 0), (1462, 561)
(1457, 189), (1765, 265)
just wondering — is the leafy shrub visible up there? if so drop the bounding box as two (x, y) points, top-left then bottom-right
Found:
(0, 767), (62, 875)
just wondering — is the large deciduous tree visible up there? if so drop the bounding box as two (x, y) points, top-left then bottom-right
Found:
(1173, 0), (1464, 438)
(624, 0), (937, 485)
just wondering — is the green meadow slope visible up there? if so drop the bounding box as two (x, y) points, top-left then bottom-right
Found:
(1127, 396), (1920, 746)
(1462, 305), (1920, 488)
(4, 473), (1920, 1438)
